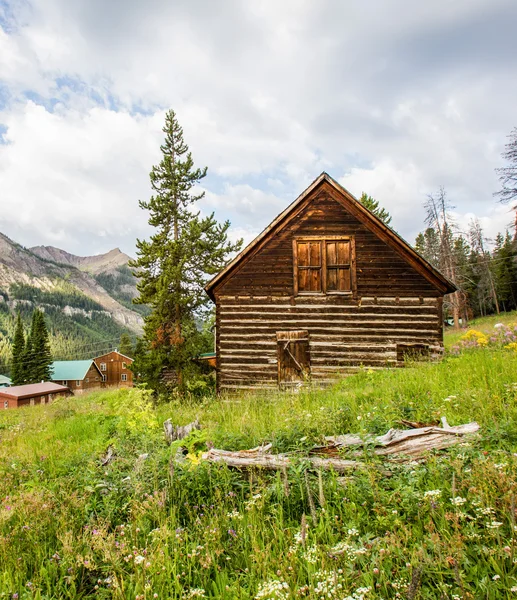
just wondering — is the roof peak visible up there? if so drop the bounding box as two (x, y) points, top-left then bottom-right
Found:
(205, 173), (456, 298)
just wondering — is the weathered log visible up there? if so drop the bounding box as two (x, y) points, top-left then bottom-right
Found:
(321, 421), (479, 459)
(203, 422), (480, 471)
(163, 419), (201, 445)
(203, 446), (366, 473)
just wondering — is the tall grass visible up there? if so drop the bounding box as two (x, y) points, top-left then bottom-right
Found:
(0, 321), (516, 598)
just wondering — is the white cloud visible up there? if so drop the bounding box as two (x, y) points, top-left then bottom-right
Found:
(0, 0), (516, 257)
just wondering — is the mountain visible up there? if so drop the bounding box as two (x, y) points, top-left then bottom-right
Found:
(0, 232), (145, 372)
(30, 245), (131, 275)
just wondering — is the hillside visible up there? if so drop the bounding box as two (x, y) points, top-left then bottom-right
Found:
(0, 232), (144, 372)
(0, 316), (515, 598)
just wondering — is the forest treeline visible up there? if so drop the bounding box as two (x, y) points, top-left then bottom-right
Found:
(0, 283), (136, 374)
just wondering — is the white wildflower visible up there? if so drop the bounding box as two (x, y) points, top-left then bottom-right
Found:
(486, 521), (503, 529)
(255, 579), (289, 600)
(303, 544), (318, 564)
(451, 496), (467, 506)
(134, 555), (145, 565)
(182, 589), (207, 599)
(423, 489), (442, 498)
(227, 510), (243, 520)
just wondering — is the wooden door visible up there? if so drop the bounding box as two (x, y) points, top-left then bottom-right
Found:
(277, 330), (310, 388)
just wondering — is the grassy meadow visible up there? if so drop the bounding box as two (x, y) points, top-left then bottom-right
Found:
(1, 317), (517, 598)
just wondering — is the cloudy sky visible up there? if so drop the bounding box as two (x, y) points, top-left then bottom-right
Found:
(1, 0), (516, 257)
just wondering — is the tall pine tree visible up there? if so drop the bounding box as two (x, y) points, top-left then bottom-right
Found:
(31, 310), (53, 382)
(130, 110), (242, 391)
(10, 313), (25, 385)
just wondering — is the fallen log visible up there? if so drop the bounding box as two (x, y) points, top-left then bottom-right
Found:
(163, 419), (201, 445)
(202, 446), (366, 473)
(202, 421), (480, 472)
(320, 420), (479, 460)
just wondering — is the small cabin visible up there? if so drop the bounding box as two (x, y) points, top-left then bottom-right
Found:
(205, 173), (456, 393)
(93, 351), (134, 388)
(51, 360), (104, 394)
(0, 382), (69, 409)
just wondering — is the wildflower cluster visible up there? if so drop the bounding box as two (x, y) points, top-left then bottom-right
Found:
(450, 322), (517, 353)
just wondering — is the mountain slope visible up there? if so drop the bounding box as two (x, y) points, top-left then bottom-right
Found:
(0, 233), (143, 332)
(0, 232), (147, 372)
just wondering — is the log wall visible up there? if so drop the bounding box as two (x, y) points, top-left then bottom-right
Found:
(215, 296), (443, 390)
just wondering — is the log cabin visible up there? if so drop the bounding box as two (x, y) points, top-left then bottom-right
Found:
(205, 173), (456, 393)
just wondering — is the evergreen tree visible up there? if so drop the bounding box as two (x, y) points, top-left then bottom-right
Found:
(358, 192), (392, 226)
(21, 330), (35, 384)
(130, 109), (242, 391)
(494, 231), (517, 311)
(119, 333), (134, 358)
(415, 227), (441, 267)
(10, 313), (26, 385)
(31, 310), (53, 382)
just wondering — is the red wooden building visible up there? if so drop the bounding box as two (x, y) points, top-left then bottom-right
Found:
(94, 351), (134, 388)
(0, 382), (70, 409)
(205, 173), (456, 392)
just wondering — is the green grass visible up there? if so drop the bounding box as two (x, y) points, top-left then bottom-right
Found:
(1, 316), (517, 598)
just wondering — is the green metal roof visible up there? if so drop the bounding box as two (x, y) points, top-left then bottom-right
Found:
(198, 352), (216, 359)
(51, 360), (96, 381)
(0, 374), (11, 387)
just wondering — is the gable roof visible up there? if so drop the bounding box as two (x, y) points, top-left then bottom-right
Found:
(0, 381), (69, 400)
(51, 360), (102, 381)
(205, 172), (457, 300)
(94, 350), (134, 362)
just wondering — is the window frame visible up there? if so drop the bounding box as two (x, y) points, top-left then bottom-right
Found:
(100, 363), (107, 371)
(121, 373), (127, 382)
(293, 236), (356, 296)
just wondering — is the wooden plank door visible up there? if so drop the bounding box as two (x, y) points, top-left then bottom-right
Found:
(277, 330), (310, 388)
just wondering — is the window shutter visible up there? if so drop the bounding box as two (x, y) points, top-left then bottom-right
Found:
(296, 241), (322, 292)
(326, 240), (351, 292)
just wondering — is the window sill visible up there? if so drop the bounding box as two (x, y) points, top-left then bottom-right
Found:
(295, 291), (353, 296)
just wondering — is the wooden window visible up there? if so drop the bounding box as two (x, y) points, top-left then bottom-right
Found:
(100, 363), (107, 371)
(122, 362), (127, 369)
(4, 401), (8, 409)
(294, 237), (355, 295)
(76, 380), (81, 387)
(121, 373), (127, 382)
(102, 375), (107, 382)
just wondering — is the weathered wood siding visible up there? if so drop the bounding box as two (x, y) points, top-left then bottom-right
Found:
(213, 184), (445, 392)
(216, 188), (440, 298)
